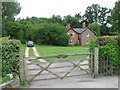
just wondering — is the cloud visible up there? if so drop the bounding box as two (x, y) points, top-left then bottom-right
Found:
(16, 0), (116, 19)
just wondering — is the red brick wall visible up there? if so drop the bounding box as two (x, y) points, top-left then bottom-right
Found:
(67, 29), (78, 45)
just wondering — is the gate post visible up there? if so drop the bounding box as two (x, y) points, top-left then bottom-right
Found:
(94, 47), (99, 78)
(19, 53), (26, 81)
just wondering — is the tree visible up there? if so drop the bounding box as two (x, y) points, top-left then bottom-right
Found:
(63, 15), (80, 28)
(83, 4), (112, 35)
(83, 4), (111, 25)
(26, 16), (50, 24)
(83, 4), (101, 24)
(2, 2), (21, 21)
(50, 15), (63, 24)
(30, 23), (69, 46)
(111, 0), (120, 34)
(19, 19), (32, 43)
(2, 1), (21, 36)
(88, 22), (100, 36)
(4, 21), (21, 39)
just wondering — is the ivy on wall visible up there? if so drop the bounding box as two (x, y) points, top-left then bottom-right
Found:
(1, 40), (20, 77)
(90, 36), (120, 69)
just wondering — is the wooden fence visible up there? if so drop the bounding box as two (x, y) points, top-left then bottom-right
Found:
(91, 48), (116, 76)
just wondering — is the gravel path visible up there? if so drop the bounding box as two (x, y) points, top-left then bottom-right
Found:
(32, 47), (46, 62)
(25, 47), (31, 63)
(25, 46), (46, 62)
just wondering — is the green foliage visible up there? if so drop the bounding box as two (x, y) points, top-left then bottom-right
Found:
(0, 36), (10, 40)
(89, 36), (120, 69)
(4, 21), (23, 39)
(83, 4), (112, 36)
(1, 40), (21, 77)
(2, 2), (21, 21)
(64, 15), (81, 28)
(99, 38), (119, 66)
(88, 22), (100, 36)
(111, 0), (120, 34)
(83, 4), (111, 25)
(20, 81), (29, 86)
(2, 1), (21, 36)
(50, 15), (63, 24)
(35, 45), (89, 62)
(5, 18), (69, 46)
(89, 37), (99, 52)
(0, 76), (10, 84)
(30, 23), (69, 46)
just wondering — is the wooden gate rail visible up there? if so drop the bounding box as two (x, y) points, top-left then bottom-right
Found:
(26, 53), (92, 60)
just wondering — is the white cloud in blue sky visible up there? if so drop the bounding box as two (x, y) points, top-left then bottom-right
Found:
(16, 0), (116, 19)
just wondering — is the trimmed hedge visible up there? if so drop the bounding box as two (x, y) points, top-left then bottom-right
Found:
(90, 36), (120, 69)
(1, 40), (21, 77)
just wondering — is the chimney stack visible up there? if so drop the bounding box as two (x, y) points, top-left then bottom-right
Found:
(67, 23), (70, 29)
(82, 22), (86, 28)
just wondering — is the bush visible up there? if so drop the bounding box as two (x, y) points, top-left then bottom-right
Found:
(1, 40), (21, 77)
(31, 23), (69, 46)
(89, 36), (120, 69)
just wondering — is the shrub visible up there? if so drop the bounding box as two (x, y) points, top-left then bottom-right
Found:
(1, 39), (21, 77)
(31, 23), (69, 46)
(89, 36), (120, 69)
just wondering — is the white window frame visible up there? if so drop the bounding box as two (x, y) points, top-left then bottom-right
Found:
(86, 33), (89, 37)
(69, 40), (74, 44)
(69, 33), (74, 37)
(86, 40), (89, 44)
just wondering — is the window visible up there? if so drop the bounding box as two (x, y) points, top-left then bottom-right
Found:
(86, 33), (89, 37)
(86, 40), (89, 44)
(69, 40), (74, 44)
(68, 33), (74, 37)
(68, 33), (70, 35)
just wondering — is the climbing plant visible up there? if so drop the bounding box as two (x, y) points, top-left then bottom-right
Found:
(90, 36), (119, 69)
(1, 39), (20, 77)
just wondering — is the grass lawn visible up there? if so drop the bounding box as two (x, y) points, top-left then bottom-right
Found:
(35, 45), (90, 62)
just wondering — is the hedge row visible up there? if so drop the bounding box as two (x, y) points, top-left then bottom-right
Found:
(90, 36), (120, 69)
(1, 40), (21, 77)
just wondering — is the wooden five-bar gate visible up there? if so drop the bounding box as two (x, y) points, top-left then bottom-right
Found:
(20, 48), (99, 84)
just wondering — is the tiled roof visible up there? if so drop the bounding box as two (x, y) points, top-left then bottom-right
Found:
(73, 28), (87, 34)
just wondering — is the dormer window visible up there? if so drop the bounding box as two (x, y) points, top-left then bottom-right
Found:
(68, 33), (74, 37)
(86, 33), (89, 37)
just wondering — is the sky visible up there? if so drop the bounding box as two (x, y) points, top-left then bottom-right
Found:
(16, 0), (117, 19)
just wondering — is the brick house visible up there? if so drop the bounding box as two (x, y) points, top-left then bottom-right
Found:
(67, 23), (96, 46)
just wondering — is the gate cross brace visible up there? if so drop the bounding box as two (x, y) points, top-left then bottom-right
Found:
(37, 64), (62, 79)
(28, 62), (53, 83)
(68, 60), (89, 74)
